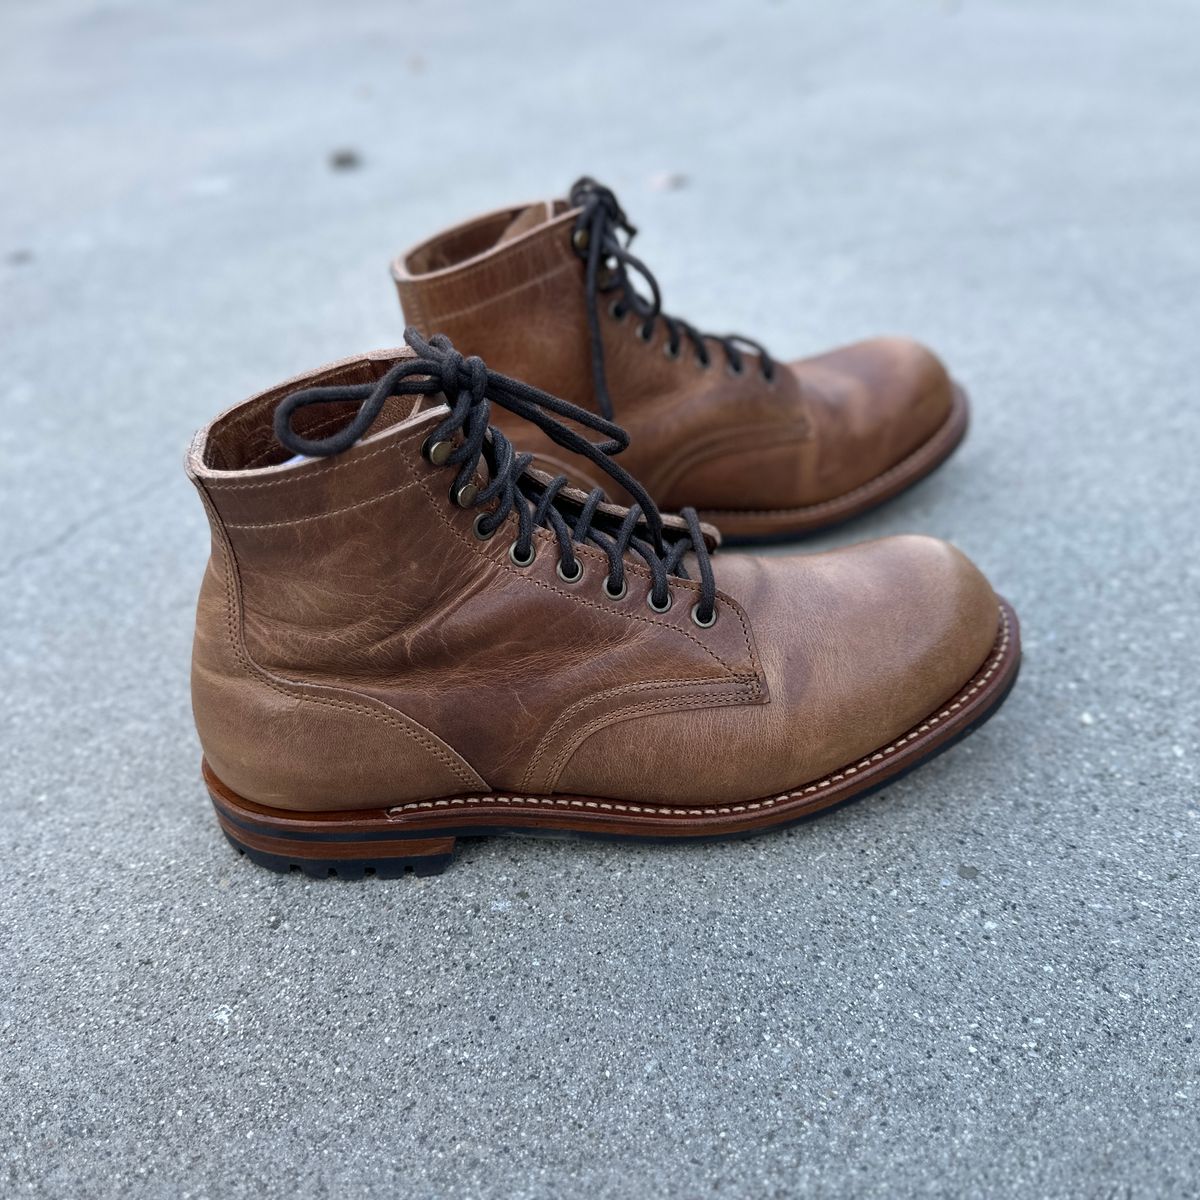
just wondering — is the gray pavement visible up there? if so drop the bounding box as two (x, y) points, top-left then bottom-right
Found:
(2, 1), (1198, 1196)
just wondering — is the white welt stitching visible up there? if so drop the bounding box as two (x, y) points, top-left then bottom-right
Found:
(387, 607), (1012, 818)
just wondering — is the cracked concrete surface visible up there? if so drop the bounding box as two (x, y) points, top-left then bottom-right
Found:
(1, 1), (1198, 1197)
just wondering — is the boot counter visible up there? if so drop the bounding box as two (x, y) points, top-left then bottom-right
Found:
(191, 555), (487, 812)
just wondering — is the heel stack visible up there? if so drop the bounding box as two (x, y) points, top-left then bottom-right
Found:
(203, 761), (457, 878)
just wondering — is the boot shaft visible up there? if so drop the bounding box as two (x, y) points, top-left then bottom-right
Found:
(394, 202), (595, 413)
(391, 193), (812, 508)
(188, 346), (764, 809)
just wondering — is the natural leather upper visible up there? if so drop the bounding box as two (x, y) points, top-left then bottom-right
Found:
(392, 198), (956, 514)
(189, 348), (1000, 812)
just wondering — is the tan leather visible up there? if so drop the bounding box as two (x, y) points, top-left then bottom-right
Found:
(188, 348), (1000, 814)
(392, 198), (959, 520)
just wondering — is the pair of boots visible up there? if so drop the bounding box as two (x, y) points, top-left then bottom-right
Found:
(189, 177), (1020, 877)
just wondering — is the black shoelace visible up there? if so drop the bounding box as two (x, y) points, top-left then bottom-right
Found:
(569, 176), (776, 422)
(273, 329), (718, 626)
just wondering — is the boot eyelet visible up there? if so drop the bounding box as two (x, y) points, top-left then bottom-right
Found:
(451, 481), (478, 508)
(571, 227), (589, 253)
(603, 575), (628, 601)
(663, 342), (680, 361)
(697, 355), (712, 371)
(690, 603), (718, 629)
(726, 361), (745, 378)
(637, 323), (654, 344)
(647, 590), (673, 614)
(509, 541), (536, 568)
(423, 436), (453, 466)
(556, 559), (584, 584)
(472, 513), (497, 542)
(608, 300), (625, 321)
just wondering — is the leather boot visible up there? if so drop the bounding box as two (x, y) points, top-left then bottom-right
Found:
(188, 329), (1019, 877)
(392, 177), (969, 544)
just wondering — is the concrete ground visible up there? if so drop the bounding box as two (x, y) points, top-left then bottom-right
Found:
(2, 1), (1198, 1196)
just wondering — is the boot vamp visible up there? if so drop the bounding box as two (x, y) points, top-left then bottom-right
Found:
(554, 534), (999, 804)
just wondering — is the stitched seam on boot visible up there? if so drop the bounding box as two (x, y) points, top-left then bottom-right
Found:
(520, 676), (761, 792)
(541, 688), (758, 796)
(650, 424), (812, 501)
(566, 606), (1008, 812)
(700, 389), (964, 517)
(221, 479), (420, 529)
(396, 215), (576, 296)
(387, 606), (1011, 816)
(197, 484), (487, 792)
(409, 259), (578, 325)
(399, 281), (427, 336)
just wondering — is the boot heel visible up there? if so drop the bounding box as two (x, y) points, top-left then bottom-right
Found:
(204, 761), (458, 879)
(220, 829), (457, 879)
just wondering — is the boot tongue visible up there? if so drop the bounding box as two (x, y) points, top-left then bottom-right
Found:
(495, 201), (556, 245)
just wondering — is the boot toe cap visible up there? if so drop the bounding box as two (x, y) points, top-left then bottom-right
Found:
(715, 533), (1002, 792)
(844, 533), (1001, 731)
(793, 336), (961, 498)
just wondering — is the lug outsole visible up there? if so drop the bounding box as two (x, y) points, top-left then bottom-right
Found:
(222, 832), (455, 879)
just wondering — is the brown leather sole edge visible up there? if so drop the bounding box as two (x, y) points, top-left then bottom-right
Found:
(204, 598), (1020, 878)
(700, 383), (971, 545)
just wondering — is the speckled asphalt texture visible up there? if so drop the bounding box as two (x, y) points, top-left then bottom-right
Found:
(2, 1), (1198, 1197)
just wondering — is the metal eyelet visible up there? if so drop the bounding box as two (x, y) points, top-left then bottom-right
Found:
(608, 300), (624, 321)
(509, 541), (536, 567)
(556, 559), (584, 584)
(423, 436), (453, 466)
(451, 481), (478, 508)
(603, 575), (628, 601)
(647, 590), (673, 614)
(571, 227), (589, 253)
(663, 341), (681, 361)
(696, 354), (712, 371)
(690, 603), (718, 629)
(638, 324), (654, 344)
(726, 360), (745, 378)
(472, 513), (496, 541)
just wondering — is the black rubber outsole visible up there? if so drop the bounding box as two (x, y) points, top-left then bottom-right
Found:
(224, 834), (455, 879)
